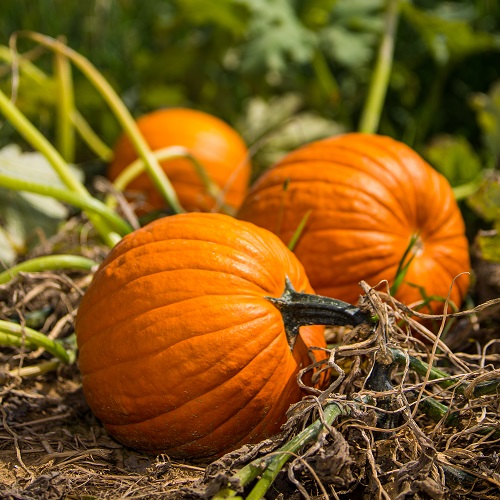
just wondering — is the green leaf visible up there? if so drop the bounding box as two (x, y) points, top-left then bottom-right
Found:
(470, 81), (500, 166)
(424, 135), (483, 187)
(467, 170), (500, 223)
(0, 144), (83, 264)
(175, 0), (250, 36)
(239, 0), (317, 75)
(239, 93), (343, 171)
(476, 230), (500, 263)
(318, 0), (384, 70)
(320, 25), (378, 69)
(402, 3), (500, 65)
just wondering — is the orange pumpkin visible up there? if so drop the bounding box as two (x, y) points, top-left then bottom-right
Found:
(108, 108), (251, 212)
(237, 133), (470, 314)
(75, 213), (368, 459)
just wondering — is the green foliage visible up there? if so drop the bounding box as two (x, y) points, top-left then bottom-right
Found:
(477, 230), (500, 263)
(0, 0), (499, 259)
(0, 144), (83, 264)
(401, 2), (500, 65)
(1, 0), (499, 157)
(470, 80), (500, 166)
(319, 0), (384, 70)
(425, 135), (482, 187)
(468, 171), (500, 223)
(468, 171), (500, 263)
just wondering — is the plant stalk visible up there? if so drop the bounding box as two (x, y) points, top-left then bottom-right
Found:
(54, 43), (75, 163)
(267, 277), (373, 349)
(213, 402), (348, 499)
(71, 109), (114, 161)
(0, 88), (120, 247)
(0, 320), (73, 364)
(0, 254), (98, 285)
(358, 0), (400, 134)
(0, 172), (131, 239)
(390, 348), (500, 398)
(107, 146), (223, 209)
(287, 209), (312, 252)
(20, 31), (184, 214)
(7, 360), (62, 379)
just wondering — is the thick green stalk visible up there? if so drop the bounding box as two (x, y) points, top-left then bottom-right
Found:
(213, 402), (348, 499)
(358, 0), (400, 133)
(54, 47), (75, 163)
(0, 172), (131, 239)
(0, 44), (112, 162)
(267, 277), (372, 349)
(0, 320), (73, 364)
(0, 89), (120, 247)
(71, 109), (114, 161)
(407, 391), (459, 426)
(0, 88), (84, 194)
(0, 254), (97, 284)
(390, 348), (500, 398)
(21, 31), (184, 214)
(107, 146), (223, 209)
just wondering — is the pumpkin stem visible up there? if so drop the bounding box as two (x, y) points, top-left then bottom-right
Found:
(267, 277), (373, 350)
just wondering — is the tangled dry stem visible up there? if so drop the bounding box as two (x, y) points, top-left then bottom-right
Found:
(1, 261), (500, 498)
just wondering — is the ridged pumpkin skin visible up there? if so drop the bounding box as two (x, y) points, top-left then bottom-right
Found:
(108, 108), (251, 212)
(237, 133), (470, 313)
(75, 213), (327, 459)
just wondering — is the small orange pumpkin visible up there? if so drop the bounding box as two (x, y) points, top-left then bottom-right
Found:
(237, 133), (470, 313)
(75, 213), (368, 459)
(108, 108), (251, 212)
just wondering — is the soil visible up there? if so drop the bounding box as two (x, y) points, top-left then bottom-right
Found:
(1, 236), (500, 499)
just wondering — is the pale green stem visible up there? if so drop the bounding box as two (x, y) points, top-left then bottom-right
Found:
(453, 178), (483, 201)
(312, 50), (340, 104)
(8, 360), (62, 378)
(21, 31), (184, 214)
(358, 0), (400, 134)
(106, 146), (222, 209)
(390, 233), (419, 295)
(0, 321), (72, 364)
(0, 172), (131, 239)
(0, 88), (84, 194)
(0, 44), (113, 162)
(0, 88), (119, 246)
(0, 45), (47, 84)
(54, 46), (75, 163)
(287, 209), (312, 252)
(213, 402), (347, 499)
(0, 254), (98, 285)
(71, 109), (114, 162)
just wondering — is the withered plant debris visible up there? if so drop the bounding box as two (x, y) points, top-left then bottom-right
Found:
(1, 240), (500, 498)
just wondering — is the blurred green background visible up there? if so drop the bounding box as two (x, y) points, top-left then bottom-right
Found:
(1, 0), (499, 169)
(0, 0), (499, 269)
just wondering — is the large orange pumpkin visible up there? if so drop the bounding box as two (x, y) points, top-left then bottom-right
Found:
(108, 108), (251, 213)
(237, 133), (470, 314)
(75, 213), (368, 459)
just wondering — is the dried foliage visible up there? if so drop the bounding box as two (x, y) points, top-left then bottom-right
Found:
(0, 259), (499, 498)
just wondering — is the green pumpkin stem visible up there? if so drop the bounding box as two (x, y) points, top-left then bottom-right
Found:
(267, 276), (373, 350)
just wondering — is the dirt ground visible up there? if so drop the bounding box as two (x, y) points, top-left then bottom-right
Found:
(1, 240), (500, 499)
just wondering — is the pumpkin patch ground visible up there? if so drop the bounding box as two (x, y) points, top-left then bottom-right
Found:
(1, 4), (500, 498)
(0, 218), (499, 498)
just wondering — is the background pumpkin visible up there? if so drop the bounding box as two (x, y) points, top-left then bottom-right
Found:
(237, 133), (471, 314)
(75, 213), (368, 460)
(107, 108), (251, 213)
